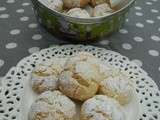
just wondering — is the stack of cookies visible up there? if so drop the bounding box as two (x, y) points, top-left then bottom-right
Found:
(40, 0), (124, 18)
(29, 52), (135, 120)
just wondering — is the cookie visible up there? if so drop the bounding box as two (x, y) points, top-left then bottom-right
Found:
(59, 52), (106, 101)
(31, 57), (66, 93)
(48, 0), (63, 12)
(59, 70), (98, 101)
(29, 91), (76, 120)
(63, 0), (90, 9)
(99, 72), (134, 105)
(81, 95), (125, 120)
(93, 3), (113, 17)
(66, 8), (90, 18)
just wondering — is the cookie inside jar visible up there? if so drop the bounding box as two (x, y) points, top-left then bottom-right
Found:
(39, 0), (127, 18)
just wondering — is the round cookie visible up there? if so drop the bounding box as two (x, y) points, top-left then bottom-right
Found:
(93, 3), (113, 17)
(81, 95), (125, 120)
(29, 91), (76, 120)
(48, 0), (63, 12)
(59, 70), (98, 101)
(59, 52), (106, 101)
(31, 57), (66, 94)
(99, 71), (134, 105)
(66, 8), (90, 18)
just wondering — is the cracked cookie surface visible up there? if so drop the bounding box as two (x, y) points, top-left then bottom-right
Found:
(31, 57), (67, 93)
(99, 66), (134, 105)
(29, 91), (76, 120)
(59, 52), (106, 101)
(80, 95), (125, 120)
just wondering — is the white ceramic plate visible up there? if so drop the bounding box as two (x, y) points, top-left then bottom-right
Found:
(0, 45), (160, 120)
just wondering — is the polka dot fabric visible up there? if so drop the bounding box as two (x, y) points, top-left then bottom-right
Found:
(0, 0), (160, 87)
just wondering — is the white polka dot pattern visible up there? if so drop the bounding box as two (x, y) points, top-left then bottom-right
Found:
(32, 34), (42, 40)
(148, 50), (159, 56)
(5, 42), (18, 49)
(134, 36), (144, 42)
(146, 19), (154, 24)
(6, 0), (15, 3)
(20, 16), (29, 21)
(10, 29), (20, 35)
(0, 59), (4, 67)
(0, 14), (9, 18)
(0, 7), (6, 11)
(134, 6), (142, 10)
(99, 40), (110, 45)
(22, 2), (30, 6)
(136, 22), (144, 28)
(28, 47), (40, 54)
(151, 9), (159, 13)
(16, 9), (24, 13)
(135, 12), (143, 16)
(151, 35), (160, 41)
(146, 2), (152, 5)
(28, 23), (38, 28)
(122, 43), (132, 50)
(119, 29), (128, 34)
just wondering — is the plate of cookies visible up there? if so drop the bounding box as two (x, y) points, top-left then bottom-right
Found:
(0, 45), (160, 120)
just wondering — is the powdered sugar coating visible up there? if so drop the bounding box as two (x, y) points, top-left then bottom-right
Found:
(65, 52), (106, 82)
(93, 3), (113, 17)
(31, 74), (58, 94)
(59, 52), (106, 101)
(99, 66), (134, 105)
(99, 64), (121, 77)
(29, 91), (76, 120)
(101, 76), (133, 93)
(59, 70), (98, 101)
(66, 8), (90, 18)
(31, 57), (67, 93)
(81, 95), (125, 120)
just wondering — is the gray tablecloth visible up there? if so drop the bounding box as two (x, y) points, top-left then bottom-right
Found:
(0, 0), (160, 87)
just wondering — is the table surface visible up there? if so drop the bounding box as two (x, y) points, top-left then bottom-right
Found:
(0, 0), (160, 88)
